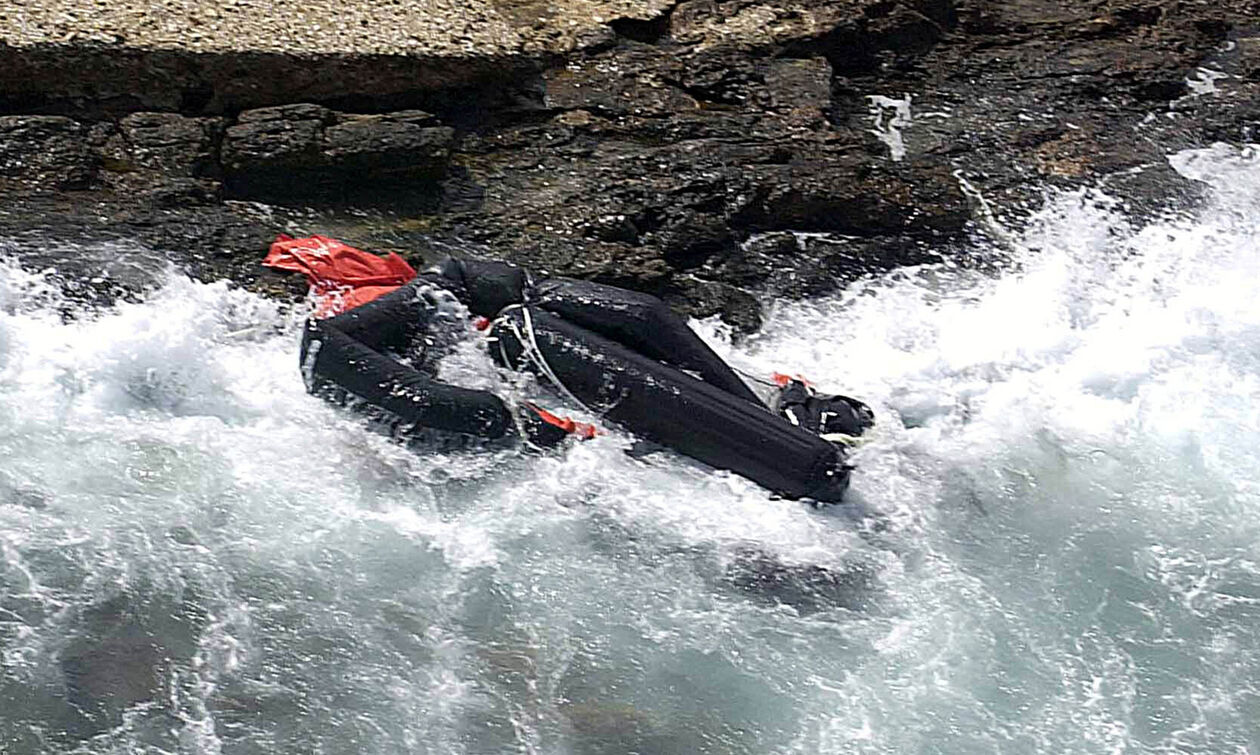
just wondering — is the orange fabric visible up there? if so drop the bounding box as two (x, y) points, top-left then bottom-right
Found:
(772, 372), (813, 388)
(262, 235), (417, 318)
(529, 404), (599, 440)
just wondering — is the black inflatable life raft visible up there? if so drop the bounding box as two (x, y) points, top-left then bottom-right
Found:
(489, 306), (853, 502)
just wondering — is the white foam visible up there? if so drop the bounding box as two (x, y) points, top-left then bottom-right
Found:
(1185, 67), (1230, 96)
(867, 94), (913, 162)
(3, 144), (1260, 752)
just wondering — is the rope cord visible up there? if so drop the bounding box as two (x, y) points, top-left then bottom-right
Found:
(499, 389), (547, 453)
(494, 305), (597, 416)
(489, 312), (543, 451)
(729, 364), (780, 389)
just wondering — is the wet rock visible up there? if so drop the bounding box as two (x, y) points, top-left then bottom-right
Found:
(221, 104), (336, 172)
(0, 0), (1256, 327)
(0, 471), (50, 510)
(432, 34), (969, 325)
(542, 48), (699, 116)
(664, 50), (765, 106)
(712, 231), (943, 299)
(562, 700), (655, 741)
(0, 190), (280, 308)
(167, 525), (200, 546)
(100, 112), (224, 176)
(322, 110), (452, 172)
(0, 116), (98, 189)
(5, 487), (49, 510)
(665, 278), (763, 332)
(59, 588), (207, 740)
(138, 177), (224, 209)
(764, 56), (833, 118)
(725, 547), (877, 613)
(222, 105), (453, 200)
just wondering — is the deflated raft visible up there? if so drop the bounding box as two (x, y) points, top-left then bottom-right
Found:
(274, 235), (859, 502)
(490, 305), (853, 502)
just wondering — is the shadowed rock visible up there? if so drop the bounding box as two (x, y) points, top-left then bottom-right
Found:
(100, 112), (224, 177)
(725, 546), (878, 614)
(221, 105), (454, 199)
(0, 116), (98, 190)
(58, 589), (207, 740)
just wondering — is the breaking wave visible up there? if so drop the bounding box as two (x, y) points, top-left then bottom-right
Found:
(2, 144), (1258, 753)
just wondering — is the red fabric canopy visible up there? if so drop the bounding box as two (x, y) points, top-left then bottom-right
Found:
(262, 235), (416, 317)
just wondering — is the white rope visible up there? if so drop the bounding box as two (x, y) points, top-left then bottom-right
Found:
(730, 364), (780, 389)
(495, 305), (596, 415)
(499, 389), (547, 454)
(821, 432), (869, 448)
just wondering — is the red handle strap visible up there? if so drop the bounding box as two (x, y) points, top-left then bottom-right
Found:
(527, 404), (599, 440)
(771, 372), (813, 388)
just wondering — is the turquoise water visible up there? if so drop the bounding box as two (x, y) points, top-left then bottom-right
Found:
(1, 144), (1258, 753)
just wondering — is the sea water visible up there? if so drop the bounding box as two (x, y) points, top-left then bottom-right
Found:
(1, 144), (1258, 753)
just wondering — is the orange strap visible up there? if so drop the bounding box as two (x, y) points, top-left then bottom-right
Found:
(772, 372), (813, 388)
(528, 404), (599, 440)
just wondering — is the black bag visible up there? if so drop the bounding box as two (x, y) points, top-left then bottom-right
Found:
(771, 380), (874, 444)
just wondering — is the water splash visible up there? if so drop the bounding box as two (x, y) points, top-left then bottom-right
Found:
(2, 144), (1260, 752)
(866, 94), (913, 162)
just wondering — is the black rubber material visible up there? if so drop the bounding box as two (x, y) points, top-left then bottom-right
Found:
(490, 306), (850, 502)
(532, 278), (764, 406)
(298, 268), (855, 498)
(435, 258), (528, 317)
(301, 279), (516, 439)
(774, 380), (876, 438)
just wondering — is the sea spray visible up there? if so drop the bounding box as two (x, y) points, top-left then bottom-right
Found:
(1, 145), (1258, 752)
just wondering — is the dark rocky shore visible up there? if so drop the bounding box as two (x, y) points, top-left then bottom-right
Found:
(2, 0), (1258, 328)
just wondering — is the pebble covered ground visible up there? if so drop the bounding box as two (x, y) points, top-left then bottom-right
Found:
(0, 0), (675, 56)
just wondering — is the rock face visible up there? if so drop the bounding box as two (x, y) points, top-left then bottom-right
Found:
(1, 0), (1258, 327)
(220, 105), (454, 199)
(102, 112), (223, 176)
(0, 116), (98, 189)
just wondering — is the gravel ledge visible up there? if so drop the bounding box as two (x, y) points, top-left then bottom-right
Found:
(0, 0), (678, 113)
(0, 42), (540, 113)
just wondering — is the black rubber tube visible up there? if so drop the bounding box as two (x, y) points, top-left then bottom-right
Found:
(491, 307), (849, 501)
(531, 278), (765, 406)
(300, 280), (515, 439)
